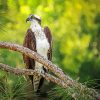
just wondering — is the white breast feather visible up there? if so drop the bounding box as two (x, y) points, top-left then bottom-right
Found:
(30, 20), (50, 71)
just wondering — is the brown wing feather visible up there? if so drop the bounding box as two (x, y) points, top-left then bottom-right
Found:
(23, 29), (36, 83)
(23, 29), (36, 69)
(44, 26), (52, 61)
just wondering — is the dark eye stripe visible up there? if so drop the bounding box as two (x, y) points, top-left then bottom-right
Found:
(34, 17), (41, 22)
(30, 15), (33, 19)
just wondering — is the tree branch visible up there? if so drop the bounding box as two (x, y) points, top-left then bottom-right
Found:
(0, 63), (68, 88)
(0, 41), (100, 99)
(0, 41), (73, 86)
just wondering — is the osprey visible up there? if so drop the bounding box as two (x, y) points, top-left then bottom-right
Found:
(23, 14), (52, 93)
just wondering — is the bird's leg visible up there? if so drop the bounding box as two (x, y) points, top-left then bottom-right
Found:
(35, 62), (45, 74)
(43, 66), (48, 72)
(35, 68), (44, 75)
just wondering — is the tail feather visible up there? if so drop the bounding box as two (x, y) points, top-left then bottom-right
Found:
(33, 75), (42, 92)
(36, 77), (44, 93)
(29, 75), (33, 84)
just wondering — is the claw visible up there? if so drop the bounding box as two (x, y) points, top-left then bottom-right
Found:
(35, 69), (44, 74)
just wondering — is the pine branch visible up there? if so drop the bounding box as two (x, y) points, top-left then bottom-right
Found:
(0, 41), (73, 86)
(0, 41), (100, 99)
(0, 63), (68, 88)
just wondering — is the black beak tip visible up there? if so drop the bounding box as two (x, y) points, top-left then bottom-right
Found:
(26, 18), (29, 22)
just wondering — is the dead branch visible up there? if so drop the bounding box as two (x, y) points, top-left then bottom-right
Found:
(0, 63), (68, 88)
(0, 41), (73, 86)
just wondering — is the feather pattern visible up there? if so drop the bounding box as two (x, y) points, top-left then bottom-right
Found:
(44, 26), (52, 61)
(23, 29), (36, 84)
(23, 26), (52, 93)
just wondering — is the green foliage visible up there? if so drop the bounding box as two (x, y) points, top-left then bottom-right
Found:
(49, 85), (97, 100)
(0, 74), (35, 100)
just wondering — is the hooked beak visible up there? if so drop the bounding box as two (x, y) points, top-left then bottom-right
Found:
(26, 17), (31, 22)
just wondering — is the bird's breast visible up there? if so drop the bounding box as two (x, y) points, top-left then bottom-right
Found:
(36, 38), (50, 58)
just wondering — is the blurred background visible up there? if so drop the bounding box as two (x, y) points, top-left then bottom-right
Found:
(0, 0), (100, 99)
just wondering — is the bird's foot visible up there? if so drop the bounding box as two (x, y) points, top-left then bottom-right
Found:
(35, 69), (44, 74)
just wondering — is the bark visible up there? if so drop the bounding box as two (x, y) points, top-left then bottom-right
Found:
(0, 42), (74, 86)
(0, 63), (68, 88)
(0, 41), (100, 99)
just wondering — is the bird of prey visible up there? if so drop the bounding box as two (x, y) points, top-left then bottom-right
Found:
(23, 14), (52, 93)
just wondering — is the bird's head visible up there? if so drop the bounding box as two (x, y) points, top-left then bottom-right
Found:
(26, 14), (41, 24)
